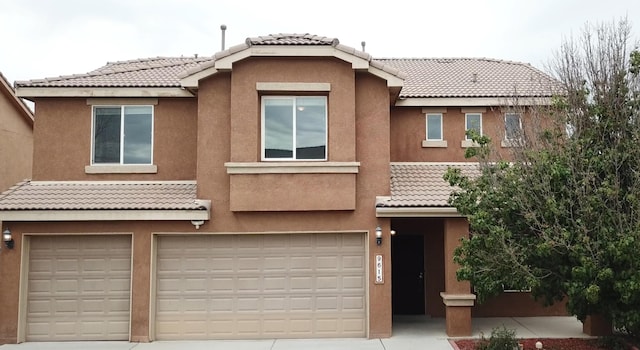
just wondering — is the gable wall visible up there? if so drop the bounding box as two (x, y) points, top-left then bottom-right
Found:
(0, 88), (32, 191)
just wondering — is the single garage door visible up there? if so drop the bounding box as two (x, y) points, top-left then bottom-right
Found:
(27, 235), (132, 341)
(156, 233), (366, 339)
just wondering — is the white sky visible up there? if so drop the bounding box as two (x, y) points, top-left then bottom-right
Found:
(1, 0), (639, 84)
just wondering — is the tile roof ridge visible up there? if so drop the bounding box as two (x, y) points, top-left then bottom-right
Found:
(246, 33), (339, 46)
(102, 56), (210, 67)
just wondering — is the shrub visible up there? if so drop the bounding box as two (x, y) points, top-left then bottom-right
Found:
(475, 326), (519, 350)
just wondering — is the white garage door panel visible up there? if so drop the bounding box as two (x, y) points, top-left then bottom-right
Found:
(27, 236), (132, 341)
(156, 233), (366, 339)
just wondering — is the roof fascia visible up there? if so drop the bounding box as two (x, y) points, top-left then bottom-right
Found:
(0, 209), (210, 221)
(375, 206), (462, 218)
(15, 87), (194, 99)
(180, 66), (220, 88)
(395, 97), (552, 107)
(181, 46), (404, 89)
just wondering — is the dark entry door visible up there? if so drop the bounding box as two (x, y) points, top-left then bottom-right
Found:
(392, 234), (425, 314)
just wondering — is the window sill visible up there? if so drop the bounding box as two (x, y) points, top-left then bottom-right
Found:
(85, 164), (158, 174)
(501, 139), (523, 148)
(460, 140), (480, 148)
(225, 161), (360, 174)
(422, 140), (448, 148)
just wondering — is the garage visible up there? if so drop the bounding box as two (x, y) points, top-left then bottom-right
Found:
(155, 233), (366, 339)
(26, 235), (132, 341)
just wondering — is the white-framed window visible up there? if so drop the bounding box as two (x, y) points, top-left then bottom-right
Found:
(465, 113), (482, 140)
(503, 284), (532, 293)
(426, 113), (443, 141)
(505, 113), (522, 140)
(91, 105), (153, 165)
(262, 96), (327, 161)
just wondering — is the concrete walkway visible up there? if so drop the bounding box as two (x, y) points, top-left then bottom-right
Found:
(0, 316), (587, 350)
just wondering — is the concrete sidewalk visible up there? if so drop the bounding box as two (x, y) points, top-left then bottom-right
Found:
(0, 316), (586, 350)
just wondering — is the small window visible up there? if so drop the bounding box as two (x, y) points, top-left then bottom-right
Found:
(503, 284), (532, 293)
(426, 113), (443, 141)
(505, 113), (522, 140)
(465, 113), (482, 140)
(262, 96), (327, 160)
(92, 105), (153, 164)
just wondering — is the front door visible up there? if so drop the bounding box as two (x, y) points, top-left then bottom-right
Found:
(391, 234), (425, 314)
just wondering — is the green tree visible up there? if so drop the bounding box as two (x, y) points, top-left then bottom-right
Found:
(445, 18), (640, 332)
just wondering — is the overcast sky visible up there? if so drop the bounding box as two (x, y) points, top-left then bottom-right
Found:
(1, 0), (639, 84)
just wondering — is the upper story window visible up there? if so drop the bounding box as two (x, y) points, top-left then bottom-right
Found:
(505, 113), (522, 140)
(465, 113), (482, 140)
(92, 105), (153, 164)
(262, 96), (327, 161)
(426, 113), (443, 141)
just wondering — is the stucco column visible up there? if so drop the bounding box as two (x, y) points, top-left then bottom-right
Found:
(369, 220), (392, 338)
(441, 217), (475, 337)
(582, 314), (613, 336)
(0, 223), (21, 344)
(130, 229), (152, 342)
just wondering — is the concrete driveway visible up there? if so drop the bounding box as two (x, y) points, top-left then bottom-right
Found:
(0, 316), (586, 350)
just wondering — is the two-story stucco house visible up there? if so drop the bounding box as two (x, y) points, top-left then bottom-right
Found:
(0, 72), (33, 193)
(0, 34), (568, 344)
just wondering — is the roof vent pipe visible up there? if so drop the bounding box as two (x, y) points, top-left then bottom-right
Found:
(220, 24), (227, 51)
(472, 73), (478, 83)
(361, 41), (366, 52)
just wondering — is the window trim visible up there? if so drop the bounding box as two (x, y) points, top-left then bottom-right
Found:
(504, 112), (523, 141)
(261, 95), (328, 162)
(464, 113), (482, 140)
(90, 105), (155, 166)
(426, 113), (444, 141)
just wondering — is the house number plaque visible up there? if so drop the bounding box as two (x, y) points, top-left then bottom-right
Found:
(375, 254), (384, 284)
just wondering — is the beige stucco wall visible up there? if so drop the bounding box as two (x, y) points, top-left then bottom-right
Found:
(194, 59), (393, 337)
(31, 98), (197, 181)
(0, 88), (32, 191)
(0, 56), (396, 342)
(390, 106), (531, 162)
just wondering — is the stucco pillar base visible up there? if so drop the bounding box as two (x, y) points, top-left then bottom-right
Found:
(441, 292), (475, 337)
(130, 336), (150, 343)
(582, 314), (613, 336)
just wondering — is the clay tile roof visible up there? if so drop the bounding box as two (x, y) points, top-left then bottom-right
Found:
(15, 56), (213, 88)
(0, 181), (206, 211)
(246, 33), (339, 46)
(376, 58), (557, 98)
(379, 163), (480, 207)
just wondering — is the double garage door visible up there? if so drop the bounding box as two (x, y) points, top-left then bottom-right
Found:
(155, 233), (366, 339)
(25, 233), (365, 341)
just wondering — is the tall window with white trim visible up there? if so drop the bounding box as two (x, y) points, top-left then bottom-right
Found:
(505, 113), (522, 140)
(426, 113), (443, 141)
(465, 113), (482, 139)
(92, 105), (153, 164)
(262, 96), (327, 160)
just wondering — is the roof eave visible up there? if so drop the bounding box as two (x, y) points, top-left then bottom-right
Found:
(0, 208), (210, 222)
(15, 87), (195, 99)
(395, 96), (552, 107)
(376, 206), (462, 218)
